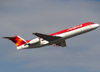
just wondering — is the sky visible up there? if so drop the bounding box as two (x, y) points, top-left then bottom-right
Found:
(0, 0), (100, 72)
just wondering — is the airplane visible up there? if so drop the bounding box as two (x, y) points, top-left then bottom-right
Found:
(3, 22), (99, 50)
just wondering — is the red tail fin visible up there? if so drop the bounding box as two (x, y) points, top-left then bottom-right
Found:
(3, 36), (27, 46)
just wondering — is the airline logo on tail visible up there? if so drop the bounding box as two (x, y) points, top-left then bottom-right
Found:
(3, 36), (27, 46)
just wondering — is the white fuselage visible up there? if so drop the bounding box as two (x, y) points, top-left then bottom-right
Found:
(17, 24), (99, 50)
(56, 24), (99, 39)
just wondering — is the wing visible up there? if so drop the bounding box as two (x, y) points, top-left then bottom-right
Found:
(32, 33), (67, 47)
(32, 33), (62, 41)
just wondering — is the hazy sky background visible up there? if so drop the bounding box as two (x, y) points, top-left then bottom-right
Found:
(0, 0), (100, 72)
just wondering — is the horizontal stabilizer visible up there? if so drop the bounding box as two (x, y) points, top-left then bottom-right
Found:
(2, 37), (16, 39)
(32, 33), (62, 41)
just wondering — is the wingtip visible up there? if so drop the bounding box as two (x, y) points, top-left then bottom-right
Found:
(32, 33), (38, 35)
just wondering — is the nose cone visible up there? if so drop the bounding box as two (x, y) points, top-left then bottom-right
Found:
(94, 24), (99, 28)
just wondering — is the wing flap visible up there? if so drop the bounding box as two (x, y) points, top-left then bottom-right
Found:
(55, 40), (66, 47)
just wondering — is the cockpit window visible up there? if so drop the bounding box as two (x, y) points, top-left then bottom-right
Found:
(90, 22), (94, 24)
(90, 23), (93, 24)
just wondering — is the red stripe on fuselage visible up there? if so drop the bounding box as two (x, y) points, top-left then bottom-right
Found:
(50, 22), (94, 36)
(26, 40), (31, 43)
